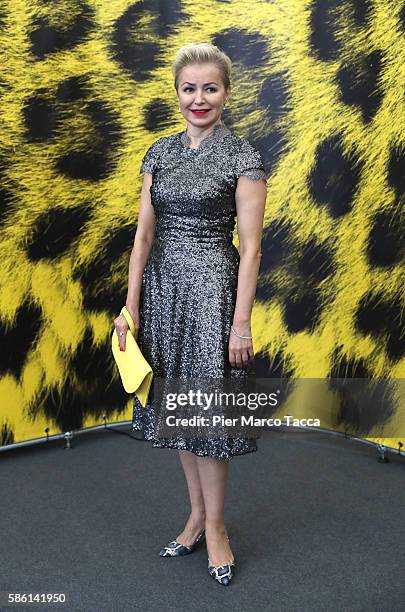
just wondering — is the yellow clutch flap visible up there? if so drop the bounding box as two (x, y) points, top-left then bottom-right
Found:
(111, 306), (153, 407)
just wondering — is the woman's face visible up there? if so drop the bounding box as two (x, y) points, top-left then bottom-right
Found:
(177, 62), (230, 129)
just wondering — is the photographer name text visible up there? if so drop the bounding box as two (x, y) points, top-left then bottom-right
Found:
(165, 415), (320, 428)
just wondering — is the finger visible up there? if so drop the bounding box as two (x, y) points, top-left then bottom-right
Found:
(241, 350), (250, 367)
(247, 347), (255, 362)
(229, 349), (236, 368)
(234, 351), (243, 368)
(117, 330), (127, 351)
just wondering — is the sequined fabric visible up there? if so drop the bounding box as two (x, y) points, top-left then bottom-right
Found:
(132, 121), (267, 461)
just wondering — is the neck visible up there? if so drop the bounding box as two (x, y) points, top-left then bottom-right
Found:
(186, 120), (222, 146)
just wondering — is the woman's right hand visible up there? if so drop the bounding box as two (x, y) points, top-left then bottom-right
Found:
(114, 308), (140, 351)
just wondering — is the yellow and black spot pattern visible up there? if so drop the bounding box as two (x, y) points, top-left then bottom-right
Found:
(0, 0), (403, 449)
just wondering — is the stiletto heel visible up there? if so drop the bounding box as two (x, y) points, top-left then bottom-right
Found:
(159, 529), (205, 557)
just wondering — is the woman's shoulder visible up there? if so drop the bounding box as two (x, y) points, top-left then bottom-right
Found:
(139, 132), (174, 161)
(224, 130), (267, 181)
(146, 132), (180, 156)
(139, 134), (170, 174)
(225, 129), (262, 155)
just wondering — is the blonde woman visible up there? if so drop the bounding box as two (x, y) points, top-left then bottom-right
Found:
(114, 43), (267, 586)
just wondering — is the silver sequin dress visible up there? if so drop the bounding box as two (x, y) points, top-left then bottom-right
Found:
(131, 121), (267, 460)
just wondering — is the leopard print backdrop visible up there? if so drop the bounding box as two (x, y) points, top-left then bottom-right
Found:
(0, 0), (404, 451)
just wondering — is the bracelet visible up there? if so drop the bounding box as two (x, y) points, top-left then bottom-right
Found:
(231, 326), (252, 339)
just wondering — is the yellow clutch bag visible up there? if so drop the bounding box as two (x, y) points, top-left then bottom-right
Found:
(111, 306), (153, 407)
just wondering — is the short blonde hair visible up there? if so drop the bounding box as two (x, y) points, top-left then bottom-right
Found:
(172, 43), (232, 92)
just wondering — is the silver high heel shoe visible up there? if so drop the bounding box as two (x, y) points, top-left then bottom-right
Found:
(207, 535), (235, 586)
(159, 529), (205, 557)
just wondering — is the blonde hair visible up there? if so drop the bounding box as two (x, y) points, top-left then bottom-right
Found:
(172, 43), (232, 92)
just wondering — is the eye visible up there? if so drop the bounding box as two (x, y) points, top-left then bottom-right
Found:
(183, 87), (217, 93)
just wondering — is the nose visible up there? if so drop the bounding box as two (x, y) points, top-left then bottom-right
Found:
(194, 90), (205, 104)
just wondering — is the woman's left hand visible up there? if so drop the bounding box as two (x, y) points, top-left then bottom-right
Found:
(228, 323), (254, 368)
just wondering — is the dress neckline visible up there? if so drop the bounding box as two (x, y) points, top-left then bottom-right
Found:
(180, 121), (231, 151)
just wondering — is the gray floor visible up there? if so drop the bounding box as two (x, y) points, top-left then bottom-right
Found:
(1, 426), (404, 612)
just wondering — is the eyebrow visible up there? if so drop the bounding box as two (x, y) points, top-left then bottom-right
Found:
(181, 82), (219, 86)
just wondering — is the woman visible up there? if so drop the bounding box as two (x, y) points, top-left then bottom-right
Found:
(114, 43), (267, 586)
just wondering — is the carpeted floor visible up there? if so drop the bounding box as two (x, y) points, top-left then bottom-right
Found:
(1, 426), (404, 612)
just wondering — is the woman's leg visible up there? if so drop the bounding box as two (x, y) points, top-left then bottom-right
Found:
(196, 457), (234, 566)
(175, 449), (206, 545)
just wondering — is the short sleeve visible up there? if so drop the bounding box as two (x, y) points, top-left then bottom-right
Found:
(139, 138), (162, 175)
(234, 140), (267, 182)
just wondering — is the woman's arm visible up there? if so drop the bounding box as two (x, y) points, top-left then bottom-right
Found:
(126, 171), (156, 318)
(229, 175), (266, 367)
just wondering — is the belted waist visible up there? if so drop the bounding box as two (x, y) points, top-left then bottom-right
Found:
(154, 213), (235, 244)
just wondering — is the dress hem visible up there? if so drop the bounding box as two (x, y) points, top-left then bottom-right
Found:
(131, 423), (258, 461)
